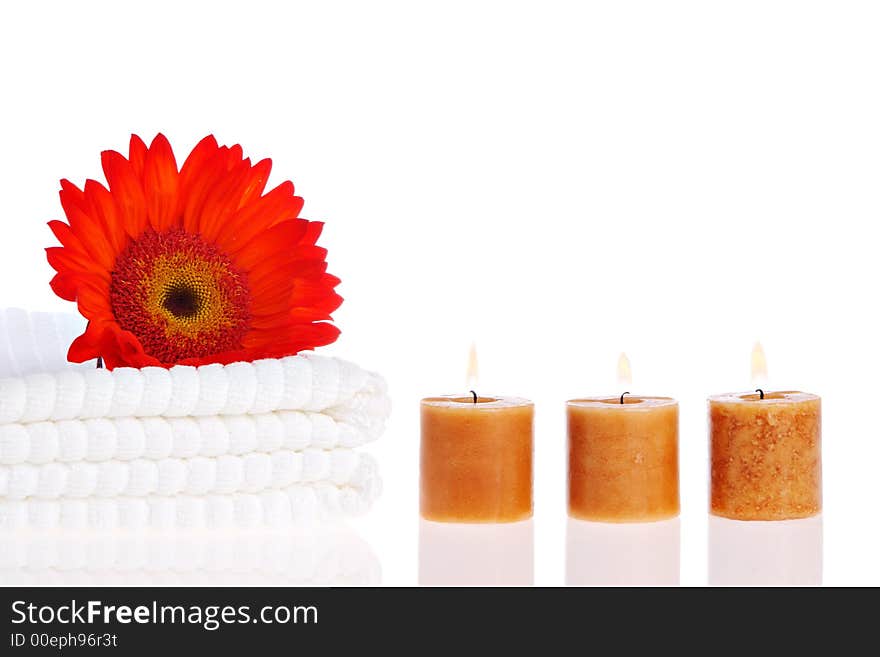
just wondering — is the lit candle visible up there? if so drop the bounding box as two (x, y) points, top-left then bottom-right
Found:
(566, 354), (680, 522)
(420, 345), (534, 523)
(708, 343), (822, 520)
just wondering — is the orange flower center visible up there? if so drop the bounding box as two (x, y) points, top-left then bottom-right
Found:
(110, 228), (251, 363)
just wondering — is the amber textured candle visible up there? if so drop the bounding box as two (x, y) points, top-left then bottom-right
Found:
(709, 391), (821, 520)
(567, 396), (679, 522)
(420, 395), (533, 523)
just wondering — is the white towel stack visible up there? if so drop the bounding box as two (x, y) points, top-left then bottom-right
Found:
(0, 309), (390, 529)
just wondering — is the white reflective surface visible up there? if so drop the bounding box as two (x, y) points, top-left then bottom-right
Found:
(709, 515), (823, 586)
(419, 519), (534, 585)
(566, 517), (680, 586)
(0, 524), (380, 586)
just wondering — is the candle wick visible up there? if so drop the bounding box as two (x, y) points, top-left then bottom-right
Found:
(469, 390), (477, 404)
(756, 388), (765, 400)
(96, 357), (103, 369)
(620, 391), (630, 404)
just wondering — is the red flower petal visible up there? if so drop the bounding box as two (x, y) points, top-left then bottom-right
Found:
(83, 179), (126, 254)
(217, 182), (304, 253)
(50, 273), (77, 302)
(101, 149), (148, 239)
(127, 134), (148, 179)
(48, 134), (341, 369)
(143, 133), (179, 233)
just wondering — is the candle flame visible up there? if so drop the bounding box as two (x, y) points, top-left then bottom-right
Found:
(751, 341), (768, 387)
(466, 342), (479, 390)
(617, 352), (632, 387)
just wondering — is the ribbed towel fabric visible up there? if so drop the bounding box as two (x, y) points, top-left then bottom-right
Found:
(0, 352), (389, 424)
(0, 308), (97, 378)
(0, 478), (380, 530)
(0, 411), (379, 465)
(0, 310), (389, 528)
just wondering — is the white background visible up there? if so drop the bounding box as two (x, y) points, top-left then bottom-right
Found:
(1, 0), (878, 585)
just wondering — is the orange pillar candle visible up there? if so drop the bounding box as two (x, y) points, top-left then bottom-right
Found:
(420, 395), (534, 523)
(709, 391), (821, 520)
(567, 396), (679, 522)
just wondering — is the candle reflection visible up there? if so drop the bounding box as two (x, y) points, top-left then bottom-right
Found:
(0, 524), (380, 586)
(709, 515), (822, 585)
(566, 517), (680, 586)
(419, 519), (533, 585)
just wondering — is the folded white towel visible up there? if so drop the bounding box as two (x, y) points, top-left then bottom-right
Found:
(0, 474), (381, 530)
(0, 353), (388, 424)
(0, 308), (97, 378)
(0, 410), (379, 465)
(0, 450), (376, 499)
(0, 309), (389, 528)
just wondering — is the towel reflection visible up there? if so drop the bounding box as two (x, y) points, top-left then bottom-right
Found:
(0, 523), (380, 586)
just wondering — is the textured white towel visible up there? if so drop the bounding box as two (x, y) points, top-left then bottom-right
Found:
(0, 474), (381, 530)
(0, 450), (377, 499)
(0, 354), (388, 424)
(0, 411), (380, 465)
(0, 309), (388, 528)
(0, 308), (97, 378)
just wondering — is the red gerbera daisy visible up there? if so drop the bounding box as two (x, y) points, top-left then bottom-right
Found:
(47, 134), (342, 369)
